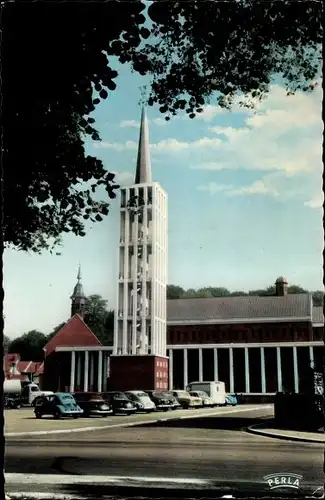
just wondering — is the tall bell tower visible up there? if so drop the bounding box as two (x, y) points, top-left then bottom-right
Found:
(110, 107), (169, 391)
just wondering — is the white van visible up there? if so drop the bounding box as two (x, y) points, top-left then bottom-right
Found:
(186, 381), (226, 406)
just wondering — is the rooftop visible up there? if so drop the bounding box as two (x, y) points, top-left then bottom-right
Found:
(167, 293), (313, 324)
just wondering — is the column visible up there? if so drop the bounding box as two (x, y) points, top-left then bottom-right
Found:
(102, 354), (108, 392)
(293, 346), (299, 393)
(229, 348), (234, 393)
(70, 351), (75, 393)
(276, 347), (282, 392)
(97, 351), (103, 392)
(83, 351), (89, 392)
(309, 345), (314, 369)
(168, 349), (173, 390)
(90, 353), (95, 391)
(260, 347), (266, 393)
(213, 348), (219, 381)
(198, 348), (203, 382)
(76, 352), (81, 391)
(244, 347), (250, 393)
(183, 349), (188, 389)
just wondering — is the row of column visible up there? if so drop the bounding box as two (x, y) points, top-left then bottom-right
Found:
(168, 346), (316, 394)
(70, 351), (109, 393)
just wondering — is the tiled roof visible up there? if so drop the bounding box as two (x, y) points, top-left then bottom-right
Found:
(167, 293), (312, 324)
(312, 306), (324, 325)
(43, 314), (102, 357)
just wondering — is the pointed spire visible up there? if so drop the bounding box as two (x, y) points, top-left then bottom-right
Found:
(135, 107), (152, 184)
(71, 264), (85, 299)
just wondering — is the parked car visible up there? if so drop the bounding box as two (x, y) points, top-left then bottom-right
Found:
(161, 392), (182, 410)
(124, 391), (156, 413)
(225, 393), (238, 406)
(189, 391), (213, 407)
(171, 390), (202, 409)
(73, 392), (111, 417)
(146, 391), (174, 411)
(34, 393), (83, 419)
(102, 391), (137, 415)
(4, 394), (22, 409)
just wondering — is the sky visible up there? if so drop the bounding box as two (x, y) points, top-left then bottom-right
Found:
(3, 60), (323, 338)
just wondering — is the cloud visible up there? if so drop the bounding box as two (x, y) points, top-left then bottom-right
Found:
(304, 195), (324, 209)
(227, 180), (279, 198)
(112, 171), (134, 186)
(120, 120), (139, 128)
(197, 183), (233, 196)
(199, 171), (321, 205)
(194, 104), (227, 121)
(119, 118), (168, 128)
(151, 117), (168, 126)
(94, 141), (137, 151)
(96, 137), (223, 152)
(192, 82), (322, 176)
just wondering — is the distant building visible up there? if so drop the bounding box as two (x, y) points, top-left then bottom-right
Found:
(42, 270), (324, 398)
(3, 353), (44, 384)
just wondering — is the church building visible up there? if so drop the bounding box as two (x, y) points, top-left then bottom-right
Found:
(40, 108), (324, 399)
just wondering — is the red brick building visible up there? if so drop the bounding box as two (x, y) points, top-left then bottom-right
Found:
(41, 275), (323, 396)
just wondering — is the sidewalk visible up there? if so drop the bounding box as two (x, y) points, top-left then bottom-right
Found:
(247, 420), (325, 443)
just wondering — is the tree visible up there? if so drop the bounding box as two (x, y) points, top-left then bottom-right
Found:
(167, 285), (185, 300)
(84, 295), (114, 346)
(167, 284), (323, 306)
(3, 1), (322, 253)
(8, 330), (47, 362)
(3, 1), (149, 253)
(144, 1), (322, 117)
(312, 291), (324, 308)
(3, 335), (11, 354)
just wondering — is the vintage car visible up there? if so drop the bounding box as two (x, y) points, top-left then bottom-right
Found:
(124, 391), (157, 413)
(146, 391), (174, 411)
(73, 392), (111, 417)
(161, 391), (182, 410)
(102, 391), (137, 415)
(34, 393), (84, 419)
(189, 390), (213, 407)
(225, 393), (238, 406)
(171, 390), (202, 409)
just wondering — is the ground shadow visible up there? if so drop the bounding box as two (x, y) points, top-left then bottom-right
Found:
(136, 415), (274, 431)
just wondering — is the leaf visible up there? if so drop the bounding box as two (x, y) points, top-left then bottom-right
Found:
(99, 88), (108, 99)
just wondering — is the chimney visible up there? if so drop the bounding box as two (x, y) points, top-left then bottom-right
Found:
(275, 277), (288, 296)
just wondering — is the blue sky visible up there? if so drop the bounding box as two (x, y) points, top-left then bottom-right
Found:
(4, 61), (323, 338)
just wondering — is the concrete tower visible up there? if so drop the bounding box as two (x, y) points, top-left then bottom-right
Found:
(70, 265), (86, 318)
(110, 108), (169, 391)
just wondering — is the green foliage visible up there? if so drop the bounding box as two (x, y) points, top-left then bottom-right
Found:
(167, 284), (324, 307)
(144, 1), (322, 117)
(312, 291), (324, 307)
(3, 1), (322, 252)
(8, 330), (47, 362)
(3, 335), (11, 353)
(3, 1), (147, 253)
(84, 294), (114, 346)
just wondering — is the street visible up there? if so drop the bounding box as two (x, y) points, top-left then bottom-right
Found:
(5, 406), (324, 496)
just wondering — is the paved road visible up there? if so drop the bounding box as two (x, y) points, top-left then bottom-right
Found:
(6, 406), (323, 495)
(5, 404), (263, 435)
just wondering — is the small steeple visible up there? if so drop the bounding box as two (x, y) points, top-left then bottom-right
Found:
(135, 107), (152, 184)
(70, 264), (86, 317)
